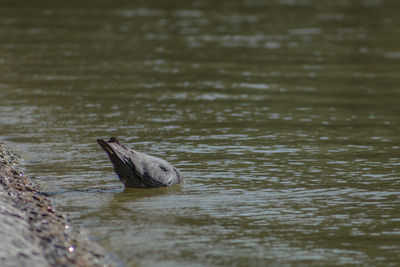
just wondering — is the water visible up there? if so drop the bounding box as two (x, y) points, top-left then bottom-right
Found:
(1, 0), (400, 266)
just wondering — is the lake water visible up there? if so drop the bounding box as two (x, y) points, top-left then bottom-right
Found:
(1, 0), (400, 266)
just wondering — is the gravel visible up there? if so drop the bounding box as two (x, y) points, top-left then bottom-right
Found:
(0, 142), (113, 267)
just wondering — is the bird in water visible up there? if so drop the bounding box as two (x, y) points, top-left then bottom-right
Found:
(97, 137), (185, 188)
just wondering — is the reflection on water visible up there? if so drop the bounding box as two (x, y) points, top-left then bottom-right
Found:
(1, 0), (400, 266)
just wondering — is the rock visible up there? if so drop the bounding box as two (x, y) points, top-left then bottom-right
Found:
(0, 142), (112, 267)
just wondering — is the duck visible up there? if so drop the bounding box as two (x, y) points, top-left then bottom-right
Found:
(97, 137), (185, 188)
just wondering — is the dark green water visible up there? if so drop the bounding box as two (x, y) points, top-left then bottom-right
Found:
(1, 0), (400, 266)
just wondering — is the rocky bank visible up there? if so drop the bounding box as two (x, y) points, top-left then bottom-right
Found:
(0, 142), (112, 267)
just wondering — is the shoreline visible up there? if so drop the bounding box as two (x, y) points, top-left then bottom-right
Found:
(0, 142), (112, 267)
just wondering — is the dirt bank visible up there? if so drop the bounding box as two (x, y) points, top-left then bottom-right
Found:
(0, 142), (112, 267)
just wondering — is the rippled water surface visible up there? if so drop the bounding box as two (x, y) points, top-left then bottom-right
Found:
(1, 0), (400, 266)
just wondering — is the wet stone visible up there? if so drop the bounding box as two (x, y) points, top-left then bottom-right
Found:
(0, 142), (112, 267)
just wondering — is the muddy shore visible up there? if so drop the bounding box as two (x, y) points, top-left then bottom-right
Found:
(0, 142), (112, 267)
